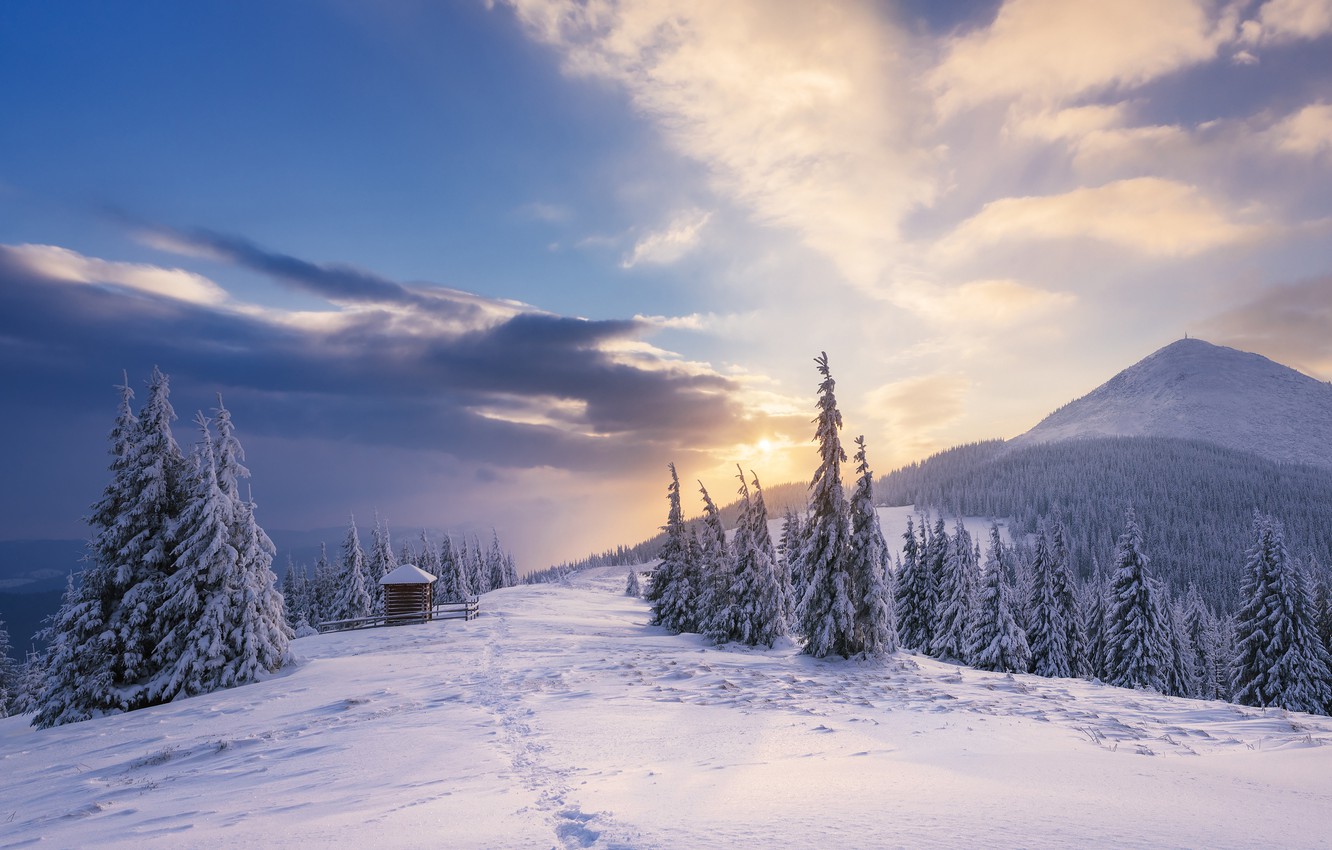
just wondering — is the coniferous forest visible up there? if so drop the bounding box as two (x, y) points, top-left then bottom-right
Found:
(0, 369), (520, 726)
(609, 353), (1332, 718)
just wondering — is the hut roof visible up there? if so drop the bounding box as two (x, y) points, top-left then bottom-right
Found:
(379, 563), (438, 585)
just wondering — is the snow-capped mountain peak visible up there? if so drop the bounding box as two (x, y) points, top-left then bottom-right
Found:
(1011, 338), (1332, 468)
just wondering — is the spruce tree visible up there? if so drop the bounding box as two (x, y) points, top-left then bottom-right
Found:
(37, 369), (188, 725)
(796, 353), (856, 658)
(312, 542), (334, 626)
(439, 534), (469, 601)
(1233, 514), (1332, 713)
(33, 574), (116, 727)
(0, 617), (18, 718)
(932, 519), (974, 661)
(226, 487), (290, 689)
(777, 507), (803, 624)
(647, 464), (696, 633)
(966, 523), (1030, 673)
(468, 537), (489, 594)
(116, 367), (190, 695)
(895, 516), (932, 652)
(1103, 509), (1169, 692)
(1027, 524), (1080, 679)
(150, 414), (244, 701)
(625, 568), (642, 597)
(331, 515), (373, 621)
(1080, 559), (1108, 680)
(368, 514), (397, 608)
(417, 531), (442, 580)
(847, 437), (896, 656)
(695, 482), (731, 641)
(503, 552), (519, 587)
(151, 410), (289, 701)
(487, 531), (507, 590)
(1182, 583), (1226, 700)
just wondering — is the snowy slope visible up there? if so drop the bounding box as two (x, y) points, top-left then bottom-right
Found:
(4, 569), (1332, 849)
(1010, 338), (1332, 469)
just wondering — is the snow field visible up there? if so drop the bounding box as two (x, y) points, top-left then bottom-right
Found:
(4, 564), (1332, 848)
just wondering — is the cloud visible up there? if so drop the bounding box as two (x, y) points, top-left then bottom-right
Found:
(894, 278), (1077, 330)
(1004, 103), (1191, 168)
(931, 0), (1236, 113)
(1201, 275), (1332, 379)
(621, 208), (712, 268)
(863, 372), (971, 460)
(519, 201), (575, 223)
(1266, 102), (1332, 156)
(1240, 0), (1332, 45)
(2, 243), (228, 306)
(142, 226), (536, 322)
(0, 236), (764, 474)
(937, 177), (1262, 259)
(501, 0), (937, 291)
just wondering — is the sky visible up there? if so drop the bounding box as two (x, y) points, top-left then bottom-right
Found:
(1, 0), (1330, 571)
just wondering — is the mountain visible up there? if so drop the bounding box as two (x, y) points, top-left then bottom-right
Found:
(4, 568), (1332, 848)
(1010, 338), (1332, 469)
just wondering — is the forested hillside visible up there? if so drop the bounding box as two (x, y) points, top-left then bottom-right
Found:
(877, 436), (1332, 609)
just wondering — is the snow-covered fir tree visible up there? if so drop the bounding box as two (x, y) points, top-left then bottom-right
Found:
(777, 507), (803, 623)
(931, 518), (975, 661)
(695, 482), (732, 642)
(36, 369), (191, 725)
(920, 517), (947, 652)
(1311, 557), (1332, 662)
(148, 409), (290, 702)
(795, 353), (857, 659)
(417, 531), (441, 580)
(1182, 583), (1226, 700)
(469, 537), (489, 594)
(1102, 509), (1169, 692)
(367, 514), (397, 609)
(487, 531), (507, 590)
(1080, 558), (1108, 680)
(438, 534), (470, 601)
(114, 367), (190, 697)
(1232, 513), (1332, 714)
(225, 486), (290, 690)
(846, 437), (896, 656)
(709, 469), (789, 647)
(625, 568), (642, 597)
(33, 573), (115, 727)
(895, 516), (932, 652)
(149, 413), (244, 701)
(747, 471), (792, 642)
(312, 542), (335, 626)
(281, 557), (307, 630)
(0, 617), (18, 718)
(330, 515), (373, 622)
(503, 552), (519, 587)
(647, 463), (696, 633)
(1162, 595), (1200, 698)
(1026, 524), (1080, 679)
(966, 523), (1031, 673)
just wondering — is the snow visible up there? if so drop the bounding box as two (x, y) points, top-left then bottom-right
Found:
(379, 564), (438, 585)
(5, 566), (1332, 848)
(1010, 338), (1332, 469)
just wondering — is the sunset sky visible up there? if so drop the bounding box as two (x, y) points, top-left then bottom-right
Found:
(2, 0), (1330, 569)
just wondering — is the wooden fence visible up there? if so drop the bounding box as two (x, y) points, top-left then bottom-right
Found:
(316, 598), (480, 633)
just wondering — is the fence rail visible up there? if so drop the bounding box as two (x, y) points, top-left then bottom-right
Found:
(317, 598), (480, 633)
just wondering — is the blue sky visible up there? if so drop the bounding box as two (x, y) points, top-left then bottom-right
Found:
(2, 0), (1330, 569)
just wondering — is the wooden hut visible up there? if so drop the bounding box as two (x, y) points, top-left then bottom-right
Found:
(379, 563), (438, 625)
